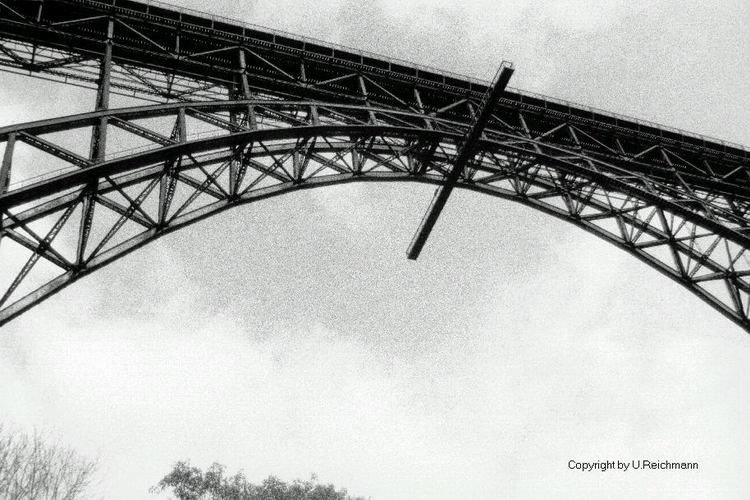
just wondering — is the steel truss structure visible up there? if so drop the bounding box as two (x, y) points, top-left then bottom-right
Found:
(0, 0), (749, 332)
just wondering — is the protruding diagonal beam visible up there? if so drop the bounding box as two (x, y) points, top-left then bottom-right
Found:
(406, 62), (514, 260)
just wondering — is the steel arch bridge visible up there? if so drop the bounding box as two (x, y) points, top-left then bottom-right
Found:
(1, 1), (749, 332)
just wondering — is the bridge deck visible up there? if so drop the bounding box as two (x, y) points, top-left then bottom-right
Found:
(0, 0), (746, 166)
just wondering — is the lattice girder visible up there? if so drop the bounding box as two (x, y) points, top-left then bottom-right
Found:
(1, 0), (749, 331)
(1, 100), (750, 330)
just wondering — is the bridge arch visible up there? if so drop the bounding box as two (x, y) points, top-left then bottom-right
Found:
(1, 100), (749, 331)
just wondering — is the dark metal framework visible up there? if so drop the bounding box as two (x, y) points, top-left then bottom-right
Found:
(0, 0), (749, 332)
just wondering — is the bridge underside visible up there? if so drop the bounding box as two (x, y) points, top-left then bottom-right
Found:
(1, 100), (750, 331)
(0, 0), (749, 332)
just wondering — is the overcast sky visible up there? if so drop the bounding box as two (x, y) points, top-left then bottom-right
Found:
(1, 1), (749, 499)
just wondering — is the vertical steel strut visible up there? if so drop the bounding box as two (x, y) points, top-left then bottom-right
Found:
(0, 132), (14, 194)
(76, 17), (114, 267)
(406, 62), (514, 260)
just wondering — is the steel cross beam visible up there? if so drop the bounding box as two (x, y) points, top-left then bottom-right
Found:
(407, 63), (514, 260)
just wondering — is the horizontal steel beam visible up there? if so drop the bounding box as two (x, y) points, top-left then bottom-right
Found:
(2, 121), (749, 256)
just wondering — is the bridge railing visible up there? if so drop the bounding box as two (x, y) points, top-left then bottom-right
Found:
(505, 87), (748, 155)
(110, 0), (747, 156)
(89, 0), (491, 87)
